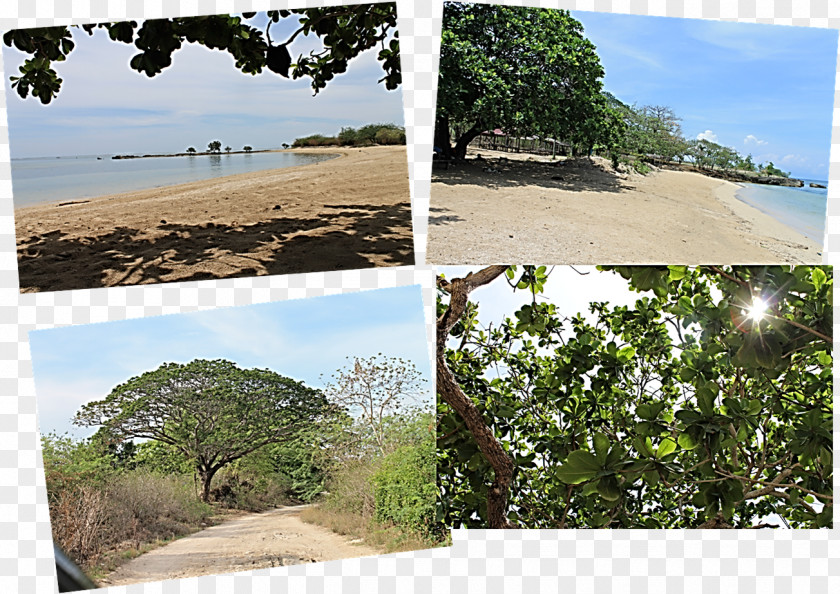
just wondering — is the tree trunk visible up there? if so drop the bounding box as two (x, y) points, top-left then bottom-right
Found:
(453, 122), (484, 160)
(199, 466), (220, 502)
(434, 115), (453, 158)
(437, 267), (515, 529)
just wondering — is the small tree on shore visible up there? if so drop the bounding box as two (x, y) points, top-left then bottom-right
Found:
(225, 146), (232, 153)
(243, 145), (253, 153)
(186, 146), (196, 155)
(208, 140), (222, 153)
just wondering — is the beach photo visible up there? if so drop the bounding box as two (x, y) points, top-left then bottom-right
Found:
(30, 285), (443, 590)
(428, 4), (837, 264)
(437, 265), (832, 529)
(3, 4), (413, 292)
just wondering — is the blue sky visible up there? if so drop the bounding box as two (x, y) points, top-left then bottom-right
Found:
(3, 12), (404, 157)
(29, 285), (431, 439)
(572, 11), (838, 179)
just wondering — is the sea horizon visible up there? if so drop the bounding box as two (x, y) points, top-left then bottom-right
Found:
(10, 151), (338, 208)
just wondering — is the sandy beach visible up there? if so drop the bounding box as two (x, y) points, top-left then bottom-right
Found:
(15, 145), (413, 292)
(427, 150), (822, 264)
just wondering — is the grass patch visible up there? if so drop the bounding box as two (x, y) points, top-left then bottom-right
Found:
(300, 505), (449, 554)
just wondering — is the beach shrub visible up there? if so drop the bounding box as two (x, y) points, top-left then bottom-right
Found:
(375, 127), (406, 145)
(292, 134), (340, 147)
(338, 127), (361, 146)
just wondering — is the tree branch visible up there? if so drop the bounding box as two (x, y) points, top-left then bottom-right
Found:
(437, 266), (515, 528)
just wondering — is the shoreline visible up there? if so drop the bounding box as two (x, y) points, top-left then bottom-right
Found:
(13, 148), (344, 210)
(427, 151), (822, 264)
(15, 145), (413, 292)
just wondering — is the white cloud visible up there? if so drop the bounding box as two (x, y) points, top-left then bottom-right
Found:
(744, 134), (768, 146)
(697, 130), (718, 143)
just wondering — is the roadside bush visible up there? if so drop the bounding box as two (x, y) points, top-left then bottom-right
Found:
(371, 438), (437, 538)
(320, 458), (379, 518)
(104, 471), (213, 548)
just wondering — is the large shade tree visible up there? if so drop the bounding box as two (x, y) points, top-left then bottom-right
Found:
(4, 4), (400, 104)
(74, 359), (333, 501)
(435, 3), (613, 159)
(437, 266), (832, 529)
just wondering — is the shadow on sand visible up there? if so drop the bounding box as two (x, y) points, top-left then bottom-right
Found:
(433, 155), (628, 194)
(17, 203), (414, 292)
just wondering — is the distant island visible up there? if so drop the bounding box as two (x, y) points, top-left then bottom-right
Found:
(111, 149), (276, 160)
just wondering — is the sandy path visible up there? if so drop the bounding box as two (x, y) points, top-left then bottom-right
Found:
(427, 151), (821, 264)
(98, 506), (379, 587)
(15, 145), (413, 292)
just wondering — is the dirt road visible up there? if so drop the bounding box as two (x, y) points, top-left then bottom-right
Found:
(98, 506), (380, 587)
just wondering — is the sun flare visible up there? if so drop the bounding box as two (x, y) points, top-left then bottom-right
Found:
(746, 297), (769, 322)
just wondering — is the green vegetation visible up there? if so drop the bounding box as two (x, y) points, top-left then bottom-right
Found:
(74, 359), (329, 502)
(437, 266), (832, 529)
(292, 123), (405, 147)
(611, 97), (792, 176)
(435, 3), (796, 178)
(243, 145), (253, 153)
(186, 147), (196, 154)
(4, 5), (400, 104)
(207, 140), (222, 154)
(436, 4), (617, 160)
(45, 356), (441, 574)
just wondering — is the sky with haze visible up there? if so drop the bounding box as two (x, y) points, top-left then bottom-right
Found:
(2, 12), (404, 158)
(572, 10), (838, 180)
(29, 285), (431, 440)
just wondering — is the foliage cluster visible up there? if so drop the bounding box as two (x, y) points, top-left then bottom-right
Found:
(612, 99), (791, 176)
(293, 123), (405, 148)
(436, 3), (613, 160)
(317, 410), (443, 544)
(437, 265), (832, 529)
(4, 5), (400, 104)
(42, 433), (214, 569)
(46, 355), (441, 573)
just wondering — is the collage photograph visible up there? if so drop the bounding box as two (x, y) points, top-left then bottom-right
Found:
(0, 1), (836, 593)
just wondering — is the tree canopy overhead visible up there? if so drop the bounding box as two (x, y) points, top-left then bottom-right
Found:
(74, 359), (332, 501)
(435, 3), (614, 159)
(3, 3), (400, 104)
(437, 266), (833, 529)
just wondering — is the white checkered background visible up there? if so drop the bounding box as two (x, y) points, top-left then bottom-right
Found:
(0, 0), (838, 592)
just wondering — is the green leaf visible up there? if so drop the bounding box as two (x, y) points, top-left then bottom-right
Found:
(592, 432), (610, 466)
(656, 437), (677, 458)
(596, 476), (621, 501)
(677, 431), (698, 450)
(812, 267), (827, 291)
(555, 450), (602, 484)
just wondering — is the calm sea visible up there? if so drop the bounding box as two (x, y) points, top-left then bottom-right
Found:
(734, 179), (828, 244)
(10, 151), (337, 207)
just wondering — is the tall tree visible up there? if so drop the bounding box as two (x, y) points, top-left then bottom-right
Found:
(323, 355), (427, 455)
(74, 359), (332, 501)
(4, 4), (400, 104)
(435, 3), (610, 159)
(438, 266), (832, 529)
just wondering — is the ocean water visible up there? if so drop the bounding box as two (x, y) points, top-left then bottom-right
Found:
(10, 151), (338, 207)
(734, 179), (828, 244)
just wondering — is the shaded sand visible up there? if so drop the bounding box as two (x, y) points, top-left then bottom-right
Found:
(427, 151), (821, 264)
(15, 145), (412, 292)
